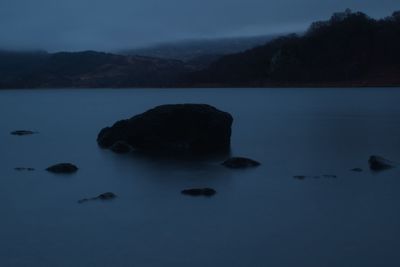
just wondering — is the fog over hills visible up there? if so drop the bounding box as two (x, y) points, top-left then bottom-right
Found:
(121, 35), (280, 69)
(122, 35), (279, 61)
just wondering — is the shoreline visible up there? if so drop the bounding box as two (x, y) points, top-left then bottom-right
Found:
(1, 84), (400, 90)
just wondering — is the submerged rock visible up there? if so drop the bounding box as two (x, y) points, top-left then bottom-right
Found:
(77, 198), (90, 204)
(110, 141), (131, 154)
(78, 192), (117, 204)
(181, 188), (216, 197)
(323, 175), (337, 178)
(351, 168), (363, 172)
(46, 163), (78, 174)
(11, 130), (37, 136)
(368, 155), (396, 171)
(97, 192), (117, 200)
(14, 167), (35, 171)
(97, 104), (233, 154)
(294, 174), (337, 180)
(222, 157), (260, 169)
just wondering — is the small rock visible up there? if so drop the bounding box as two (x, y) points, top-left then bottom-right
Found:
(351, 168), (363, 172)
(323, 175), (337, 178)
(369, 155), (395, 171)
(222, 157), (260, 169)
(78, 192), (117, 204)
(97, 192), (117, 200)
(181, 188), (216, 197)
(46, 163), (78, 174)
(77, 198), (89, 204)
(14, 167), (35, 171)
(110, 141), (131, 154)
(11, 130), (37, 136)
(293, 175), (306, 180)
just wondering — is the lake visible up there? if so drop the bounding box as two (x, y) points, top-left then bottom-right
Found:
(1, 88), (400, 267)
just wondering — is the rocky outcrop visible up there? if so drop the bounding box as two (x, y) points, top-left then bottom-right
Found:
(181, 188), (216, 197)
(368, 155), (396, 171)
(222, 157), (260, 169)
(97, 104), (233, 154)
(46, 163), (78, 174)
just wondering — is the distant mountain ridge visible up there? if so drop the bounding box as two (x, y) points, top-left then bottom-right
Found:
(1, 10), (400, 88)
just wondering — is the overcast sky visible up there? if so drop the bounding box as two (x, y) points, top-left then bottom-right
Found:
(0, 0), (398, 52)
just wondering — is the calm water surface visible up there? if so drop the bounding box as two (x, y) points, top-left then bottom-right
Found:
(1, 88), (400, 267)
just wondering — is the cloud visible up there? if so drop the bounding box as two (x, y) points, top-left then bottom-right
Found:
(0, 0), (398, 51)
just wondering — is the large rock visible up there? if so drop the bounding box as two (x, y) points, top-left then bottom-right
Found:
(369, 155), (396, 171)
(97, 104), (233, 154)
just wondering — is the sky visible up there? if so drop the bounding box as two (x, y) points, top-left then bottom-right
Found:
(0, 0), (398, 52)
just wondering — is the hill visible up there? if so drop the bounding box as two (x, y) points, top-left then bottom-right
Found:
(122, 35), (278, 68)
(1, 10), (400, 88)
(189, 10), (400, 87)
(0, 51), (187, 88)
